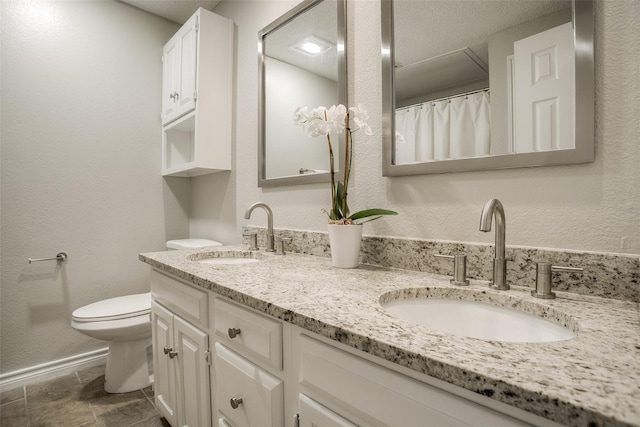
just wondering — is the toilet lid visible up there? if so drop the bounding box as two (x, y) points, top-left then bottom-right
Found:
(72, 293), (151, 322)
(166, 239), (222, 250)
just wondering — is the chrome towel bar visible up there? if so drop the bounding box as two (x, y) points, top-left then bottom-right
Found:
(28, 252), (68, 264)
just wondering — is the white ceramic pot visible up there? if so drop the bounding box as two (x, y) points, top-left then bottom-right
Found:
(328, 223), (363, 268)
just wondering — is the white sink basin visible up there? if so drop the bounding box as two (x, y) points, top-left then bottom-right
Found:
(188, 251), (261, 265)
(197, 257), (259, 265)
(382, 296), (576, 343)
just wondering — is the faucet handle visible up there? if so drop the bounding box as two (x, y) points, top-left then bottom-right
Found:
(275, 236), (292, 255)
(434, 254), (470, 286)
(532, 262), (583, 299)
(243, 233), (259, 250)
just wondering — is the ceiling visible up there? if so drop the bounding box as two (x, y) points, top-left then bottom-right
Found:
(393, 0), (571, 102)
(264, 0), (338, 81)
(118, 0), (221, 24)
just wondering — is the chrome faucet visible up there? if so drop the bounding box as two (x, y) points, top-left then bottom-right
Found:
(479, 198), (509, 290)
(244, 202), (274, 252)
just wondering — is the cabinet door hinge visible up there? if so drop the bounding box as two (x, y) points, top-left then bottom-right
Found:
(205, 350), (211, 366)
(293, 413), (300, 427)
(193, 90), (197, 102)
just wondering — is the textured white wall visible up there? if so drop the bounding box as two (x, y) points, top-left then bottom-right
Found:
(194, 0), (639, 255)
(0, 1), (184, 373)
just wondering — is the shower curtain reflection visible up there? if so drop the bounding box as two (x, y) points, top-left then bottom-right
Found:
(395, 90), (491, 164)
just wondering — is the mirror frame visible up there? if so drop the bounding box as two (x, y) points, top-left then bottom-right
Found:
(258, 0), (347, 187)
(381, 0), (594, 176)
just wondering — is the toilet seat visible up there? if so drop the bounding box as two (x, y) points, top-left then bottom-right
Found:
(72, 293), (150, 323)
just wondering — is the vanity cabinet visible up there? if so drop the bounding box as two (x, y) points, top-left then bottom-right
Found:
(147, 268), (562, 427)
(161, 8), (234, 177)
(150, 271), (211, 427)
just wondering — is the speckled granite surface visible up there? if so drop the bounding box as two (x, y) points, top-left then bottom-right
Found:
(244, 226), (640, 302)
(140, 246), (640, 427)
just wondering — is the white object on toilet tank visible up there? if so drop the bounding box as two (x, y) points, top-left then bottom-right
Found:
(166, 238), (223, 250)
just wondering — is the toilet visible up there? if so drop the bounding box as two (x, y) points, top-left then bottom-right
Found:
(71, 238), (222, 393)
(72, 293), (152, 393)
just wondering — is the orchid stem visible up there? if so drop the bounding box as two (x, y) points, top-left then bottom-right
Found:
(342, 112), (350, 219)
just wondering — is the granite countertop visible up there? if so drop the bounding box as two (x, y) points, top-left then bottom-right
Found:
(139, 246), (640, 427)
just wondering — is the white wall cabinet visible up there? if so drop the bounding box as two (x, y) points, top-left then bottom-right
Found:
(149, 269), (562, 427)
(151, 271), (212, 427)
(161, 8), (234, 177)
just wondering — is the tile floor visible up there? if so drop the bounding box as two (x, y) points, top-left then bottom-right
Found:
(0, 365), (168, 427)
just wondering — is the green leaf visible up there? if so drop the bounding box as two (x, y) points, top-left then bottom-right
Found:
(334, 182), (349, 219)
(355, 215), (382, 224)
(348, 208), (398, 221)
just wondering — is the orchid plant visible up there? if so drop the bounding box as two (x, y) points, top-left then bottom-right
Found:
(293, 104), (398, 224)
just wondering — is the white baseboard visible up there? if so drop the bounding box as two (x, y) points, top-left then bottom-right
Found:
(0, 348), (108, 393)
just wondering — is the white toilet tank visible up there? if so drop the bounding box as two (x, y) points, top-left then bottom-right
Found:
(166, 238), (222, 250)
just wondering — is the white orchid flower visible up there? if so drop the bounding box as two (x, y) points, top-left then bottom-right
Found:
(293, 106), (309, 127)
(325, 104), (347, 135)
(349, 104), (373, 135)
(291, 102), (397, 223)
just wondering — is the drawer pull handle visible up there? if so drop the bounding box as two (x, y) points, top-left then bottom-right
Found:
(228, 328), (241, 338)
(163, 346), (172, 354)
(230, 397), (243, 409)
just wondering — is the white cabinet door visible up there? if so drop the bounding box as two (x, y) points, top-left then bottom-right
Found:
(162, 36), (179, 124)
(151, 301), (177, 426)
(175, 13), (198, 119)
(162, 13), (198, 125)
(152, 297), (211, 427)
(174, 315), (211, 427)
(298, 394), (357, 427)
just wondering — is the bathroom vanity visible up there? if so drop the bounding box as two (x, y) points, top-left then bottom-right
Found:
(140, 247), (639, 427)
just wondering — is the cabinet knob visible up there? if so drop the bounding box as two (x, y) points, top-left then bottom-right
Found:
(228, 328), (241, 339)
(230, 397), (243, 409)
(163, 346), (178, 358)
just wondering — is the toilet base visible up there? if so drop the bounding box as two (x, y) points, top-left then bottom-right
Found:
(104, 337), (152, 393)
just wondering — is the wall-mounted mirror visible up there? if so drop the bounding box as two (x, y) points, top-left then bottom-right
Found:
(381, 0), (594, 176)
(258, 0), (347, 187)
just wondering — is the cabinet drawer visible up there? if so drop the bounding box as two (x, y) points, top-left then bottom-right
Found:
(214, 298), (283, 369)
(299, 394), (357, 427)
(215, 343), (284, 427)
(300, 335), (529, 427)
(150, 270), (208, 329)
